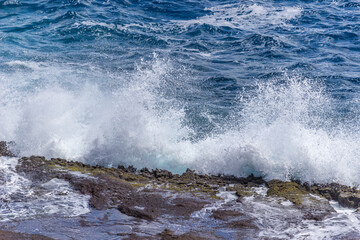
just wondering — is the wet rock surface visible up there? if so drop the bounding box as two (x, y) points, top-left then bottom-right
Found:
(307, 183), (360, 209)
(16, 156), (211, 219)
(211, 210), (244, 221)
(124, 229), (209, 240)
(0, 230), (54, 240)
(0, 141), (15, 157)
(1, 142), (360, 239)
(267, 179), (308, 205)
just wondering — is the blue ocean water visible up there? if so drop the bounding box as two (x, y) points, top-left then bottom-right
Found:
(1, 0), (360, 185)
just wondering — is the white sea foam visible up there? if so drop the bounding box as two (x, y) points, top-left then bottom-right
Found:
(74, 21), (116, 30)
(0, 157), (90, 221)
(175, 3), (302, 30)
(191, 188), (238, 219)
(0, 58), (192, 171)
(2, 0), (21, 6)
(190, 77), (360, 184)
(1, 58), (360, 185)
(241, 191), (360, 239)
(6, 60), (44, 70)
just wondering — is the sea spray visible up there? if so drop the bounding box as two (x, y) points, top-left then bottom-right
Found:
(1, 57), (360, 185)
(0, 58), (193, 172)
(221, 77), (360, 184)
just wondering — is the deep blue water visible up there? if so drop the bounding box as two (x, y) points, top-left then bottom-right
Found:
(1, 0), (360, 184)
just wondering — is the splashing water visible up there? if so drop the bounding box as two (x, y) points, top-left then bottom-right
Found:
(0, 157), (90, 221)
(192, 77), (360, 185)
(1, 57), (359, 185)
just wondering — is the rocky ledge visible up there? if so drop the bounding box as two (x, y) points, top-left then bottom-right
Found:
(1, 141), (360, 239)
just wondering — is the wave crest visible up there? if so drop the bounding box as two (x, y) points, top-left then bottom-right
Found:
(1, 59), (360, 185)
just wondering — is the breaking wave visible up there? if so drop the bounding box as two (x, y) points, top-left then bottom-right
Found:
(1, 57), (360, 186)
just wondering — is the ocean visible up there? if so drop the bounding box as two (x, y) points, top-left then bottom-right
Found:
(1, 0), (360, 186)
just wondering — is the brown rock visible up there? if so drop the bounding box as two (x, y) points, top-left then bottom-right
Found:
(0, 230), (54, 240)
(153, 169), (173, 179)
(338, 191), (360, 208)
(157, 229), (208, 240)
(0, 141), (15, 157)
(118, 205), (155, 221)
(211, 210), (244, 221)
(228, 220), (259, 229)
(170, 198), (209, 218)
(267, 180), (308, 205)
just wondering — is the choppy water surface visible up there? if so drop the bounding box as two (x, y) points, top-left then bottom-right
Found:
(1, 0), (360, 209)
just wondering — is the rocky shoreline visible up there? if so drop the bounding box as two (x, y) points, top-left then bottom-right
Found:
(1, 141), (360, 239)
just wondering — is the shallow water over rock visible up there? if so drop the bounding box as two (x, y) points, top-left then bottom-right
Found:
(0, 154), (360, 239)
